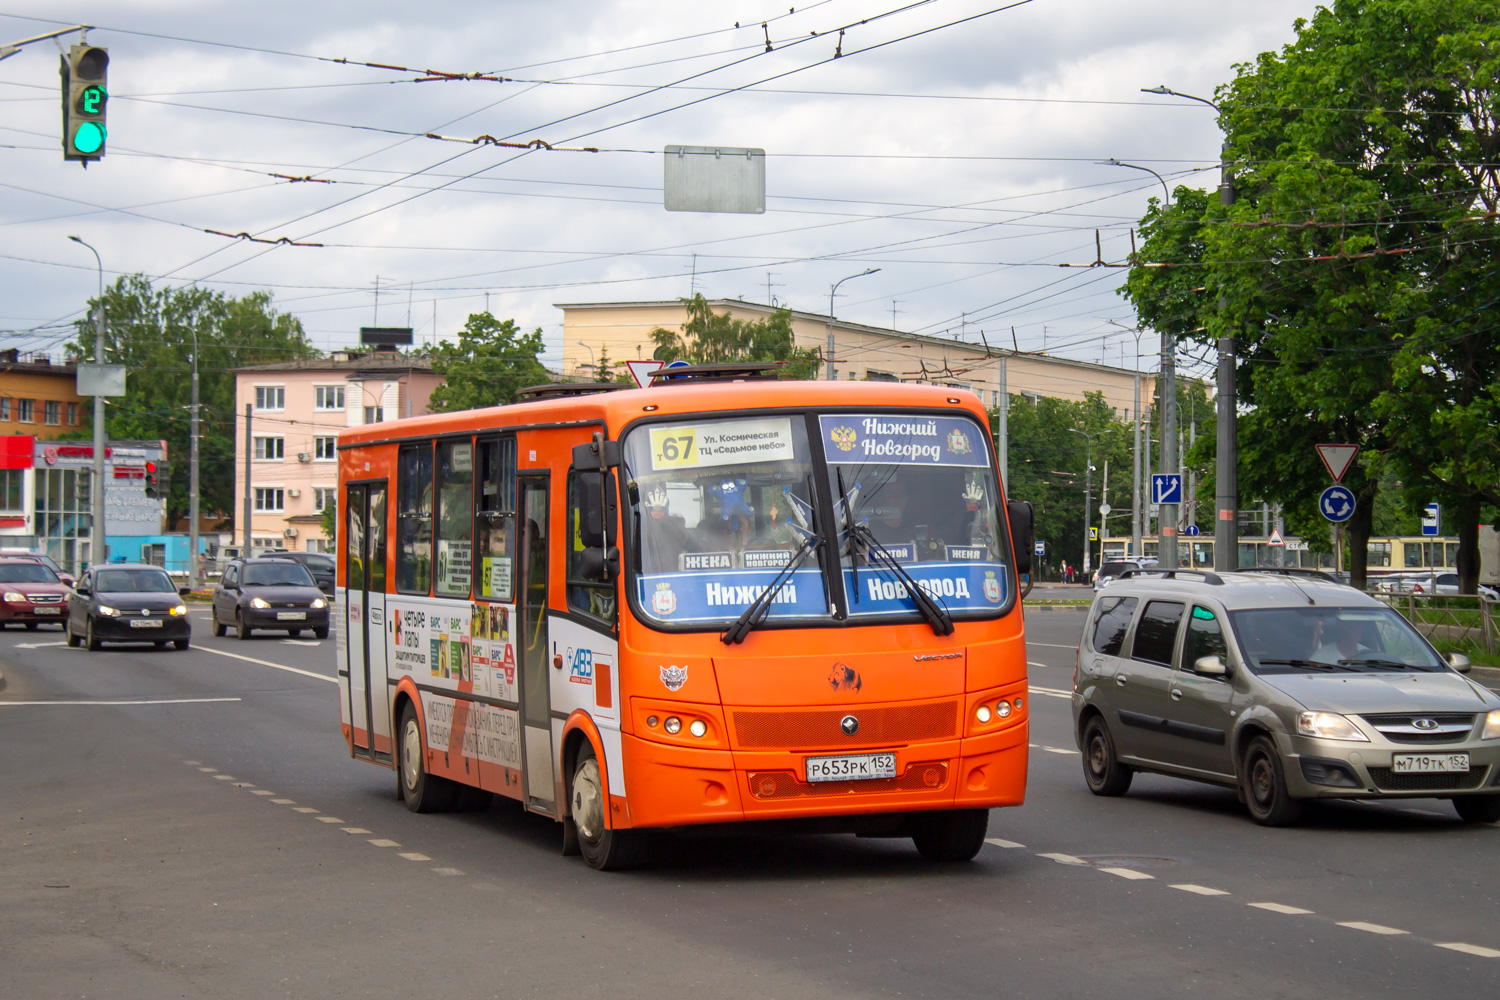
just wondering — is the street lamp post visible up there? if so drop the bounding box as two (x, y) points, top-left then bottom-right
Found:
(1142, 84), (1239, 571)
(1107, 320), (1147, 561)
(1069, 427), (1096, 578)
(573, 340), (596, 378)
(827, 269), (879, 380)
(68, 235), (106, 570)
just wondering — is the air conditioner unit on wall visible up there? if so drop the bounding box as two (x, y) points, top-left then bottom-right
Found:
(286, 488), (300, 497)
(283, 527), (298, 538)
(297, 452), (311, 463)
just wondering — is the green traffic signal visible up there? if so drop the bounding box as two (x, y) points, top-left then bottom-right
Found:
(77, 84), (107, 116)
(72, 121), (106, 154)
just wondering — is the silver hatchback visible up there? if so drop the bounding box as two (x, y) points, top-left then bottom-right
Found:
(1071, 569), (1500, 826)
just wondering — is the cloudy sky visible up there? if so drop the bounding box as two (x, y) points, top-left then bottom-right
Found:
(1, 0), (1313, 378)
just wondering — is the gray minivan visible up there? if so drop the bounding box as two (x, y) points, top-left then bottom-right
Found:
(1072, 569), (1500, 826)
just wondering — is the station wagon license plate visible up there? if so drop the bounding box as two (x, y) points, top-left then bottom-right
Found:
(806, 752), (898, 783)
(277, 611), (307, 621)
(1393, 753), (1468, 773)
(129, 619), (163, 628)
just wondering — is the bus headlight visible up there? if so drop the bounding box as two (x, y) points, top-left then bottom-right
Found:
(995, 700), (1013, 718)
(688, 719), (707, 738)
(250, 597), (270, 609)
(975, 704), (992, 724)
(664, 716), (682, 734)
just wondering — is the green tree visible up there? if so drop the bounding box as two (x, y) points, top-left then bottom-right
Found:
(69, 275), (316, 528)
(649, 295), (821, 378)
(426, 312), (551, 412)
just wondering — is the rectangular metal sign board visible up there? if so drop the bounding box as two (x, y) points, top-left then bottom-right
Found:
(77, 362), (126, 396)
(664, 145), (766, 214)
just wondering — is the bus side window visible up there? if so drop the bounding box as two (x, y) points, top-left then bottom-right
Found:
(567, 469), (618, 624)
(434, 439), (473, 599)
(475, 438), (516, 602)
(396, 443), (433, 595)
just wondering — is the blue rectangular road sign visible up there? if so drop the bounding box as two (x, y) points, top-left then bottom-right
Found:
(1034, 541), (1046, 556)
(1151, 474), (1183, 505)
(1421, 503), (1440, 536)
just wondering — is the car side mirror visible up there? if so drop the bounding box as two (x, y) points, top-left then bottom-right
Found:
(1449, 652), (1472, 674)
(178, 586), (192, 597)
(1193, 654), (1228, 678)
(74, 585), (90, 596)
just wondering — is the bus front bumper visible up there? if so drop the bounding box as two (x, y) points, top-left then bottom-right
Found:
(615, 723), (1028, 830)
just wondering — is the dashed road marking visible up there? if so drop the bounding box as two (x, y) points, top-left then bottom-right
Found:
(1030, 686), (1072, 699)
(399, 852), (432, 861)
(198, 767), (217, 772)
(292, 806), (319, 814)
(231, 782), (255, 788)
(1038, 852), (1086, 865)
(1436, 942), (1500, 958)
(183, 760), (202, 765)
(1172, 884), (1230, 896)
(1043, 747), (1074, 755)
(432, 868), (463, 876)
(1029, 642), (1080, 649)
(1339, 921), (1407, 936)
(342, 827), (371, 835)
(250, 790), (275, 796)
(368, 838), (400, 848)
(985, 838), (1025, 849)
(271, 798), (296, 805)
(213, 774), (235, 781)
(1098, 867), (1153, 880)
(315, 816), (344, 824)
(1250, 902), (1314, 915)
(196, 646), (336, 684)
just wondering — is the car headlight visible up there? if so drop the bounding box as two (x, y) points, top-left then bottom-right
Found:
(3, 591), (26, 602)
(250, 596), (270, 609)
(1297, 711), (1369, 742)
(311, 598), (326, 609)
(1482, 710), (1500, 740)
(170, 605), (188, 616)
(97, 605), (121, 617)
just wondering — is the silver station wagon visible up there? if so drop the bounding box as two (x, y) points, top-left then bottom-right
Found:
(1071, 569), (1500, 826)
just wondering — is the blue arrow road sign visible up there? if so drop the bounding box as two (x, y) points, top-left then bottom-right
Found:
(1184, 524), (1201, 536)
(1151, 474), (1182, 505)
(1319, 485), (1356, 523)
(1421, 503), (1440, 536)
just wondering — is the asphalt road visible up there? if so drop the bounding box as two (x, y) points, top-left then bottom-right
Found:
(3, 605), (1498, 999)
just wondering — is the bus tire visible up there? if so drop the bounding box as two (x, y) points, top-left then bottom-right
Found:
(911, 808), (989, 862)
(397, 701), (455, 813)
(572, 741), (639, 871)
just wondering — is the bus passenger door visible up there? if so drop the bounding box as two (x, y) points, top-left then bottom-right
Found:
(345, 481), (388, 761)
(518, 477), (556, 811)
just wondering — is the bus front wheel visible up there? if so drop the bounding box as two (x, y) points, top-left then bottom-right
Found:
(571, 741), (639, 871)
(397, 702), (455, 813)
(911, 808), (989, 862)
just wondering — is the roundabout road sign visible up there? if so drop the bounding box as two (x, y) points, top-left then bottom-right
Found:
(1319, 485), (1356, 523)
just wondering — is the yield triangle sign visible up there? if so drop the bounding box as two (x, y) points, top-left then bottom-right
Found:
(625, 360), (664, 388)
(1315, 444), (1359, 483)
(1267, 528), (1285, 547)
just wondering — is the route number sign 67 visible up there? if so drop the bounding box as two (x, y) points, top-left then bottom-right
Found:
(650, 426), (698, 469)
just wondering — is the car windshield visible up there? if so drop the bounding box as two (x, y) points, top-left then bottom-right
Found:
(0, 563), (59, 583)
(243, 563), (317, 587)
(1229, 606), (1446, 672)
(95, 569), (175, 593)
(820, 413), (1011, 619)
(624, 415), (830, 626)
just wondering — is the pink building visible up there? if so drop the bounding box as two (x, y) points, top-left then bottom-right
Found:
(233, 352), (442, 552)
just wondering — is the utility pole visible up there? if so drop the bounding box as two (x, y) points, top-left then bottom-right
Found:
(243, 404), (253, 553)
(68, 236), (107, 569)
(1132, 370), (1142, 559)
(1100, 459), (1109, 570)
(1070, 427), (1095, 577)
(1159, 332), (1179, 570)
(189, 329), (200, 588)
(997, 356), (1008, 493)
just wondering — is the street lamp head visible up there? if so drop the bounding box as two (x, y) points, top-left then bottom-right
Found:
(1141, 85), (1172, 95)
(68, 234), (84, 243)
(1098, 158), (1122, 167)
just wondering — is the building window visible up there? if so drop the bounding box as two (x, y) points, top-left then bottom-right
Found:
(254, 436), (284, 461)
(254, 487), (285, 512)
(314, 436), (337, 461)
(1021, 391), (1041, 405)
(66, 402), (78, 425)
(254, 386), (285, 411)
(44, 400), (60, 425)
(18, 399), (34, 422)
(0, 398), (9, 420)
(314, 385), (346, 410)
(0, 468), (23, 513)
(363, 405), (384, 424)
(313, 486), (336, 511)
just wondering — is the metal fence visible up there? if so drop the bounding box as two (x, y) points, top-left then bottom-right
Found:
(1369, 591), (1498, 657)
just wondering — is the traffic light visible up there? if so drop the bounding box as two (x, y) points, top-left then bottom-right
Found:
(144, 461), (159, 499)
(60, 42), (108, 164)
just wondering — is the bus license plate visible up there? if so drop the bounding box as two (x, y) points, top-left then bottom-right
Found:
(129, 619), (163, 628)
(1393, 753), (1468, 773)
(277, 611), (307, 621)
(806, 752), (897, 783)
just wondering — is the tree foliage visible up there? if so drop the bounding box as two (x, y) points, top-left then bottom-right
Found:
(426, 312), (551, 412)
(69, 275), (316, 528)
(649, 295), (821, 379)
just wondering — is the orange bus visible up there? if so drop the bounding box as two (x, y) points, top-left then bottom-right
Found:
(336, 367), (1034, 869)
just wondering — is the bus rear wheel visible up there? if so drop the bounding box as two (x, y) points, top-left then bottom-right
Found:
(397, 702), (455, 813)
(911, 808), (989, 862)
(571, 741), (639, 871)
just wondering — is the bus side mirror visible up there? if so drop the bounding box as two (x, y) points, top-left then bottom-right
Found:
(571, 436), (621, 472)
(578, 473), (618, 548)
(578, 546), (620, 580)
(1007, 499), (1035, 576)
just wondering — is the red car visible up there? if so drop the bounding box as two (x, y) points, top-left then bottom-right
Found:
(0, 557), (72, 629)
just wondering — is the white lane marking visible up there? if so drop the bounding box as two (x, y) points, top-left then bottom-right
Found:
(315, 816), (344, 824)
(368, 838), (400, 848)
(342, 827), (372, 835)
(1028, 642), (1080, 649)
(198, 767), (217, 772)
(399, 852), (432, 861)
(1250, 902), (1313, 915)
(281, 639), (322, 647)
(0, 696), (242, 707)
(292, 806), (319, 814)
(431, 867), (463, 876)
(1172, 884), (1230, 896)
(231, 782), (255, 788)
(1338, 921), (1407, 936)
(250, 790), (275, 796)
(1031, 686), (1073, 699)
(1098, 867), (1153, 880)
(985, 838), (1025, 849)
(213, 775), (235, 781)
(1044, 747), (1075, 755)
(196, 646), (336, 684)
(1436, 942), (1500, 959)
(183, 760), (202, 765)
(1038, 853), (1086, 865)
(13, 641), (66, 649)
(270, 798), (296, 805)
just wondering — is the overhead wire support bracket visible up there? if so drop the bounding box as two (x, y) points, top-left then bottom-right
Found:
(203, 229), (324, 247)
(423, 133), (599, 152)
(327, 57), (510, 82)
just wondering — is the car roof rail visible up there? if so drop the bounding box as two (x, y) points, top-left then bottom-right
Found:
(1236, 566), (1339, 583)
(1116, 568), (1225, 585)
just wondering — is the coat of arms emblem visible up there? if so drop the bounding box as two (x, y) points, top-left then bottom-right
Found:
(947, 428), (972, 455)
(983, 570), (1002, 603)
(651, 581), (677, 615)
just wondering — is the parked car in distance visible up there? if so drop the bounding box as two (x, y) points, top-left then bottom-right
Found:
(0, 558), (72, 628)
(66, 564), (191, 651)
(1093, 558), (1158, 593)
(212, 557), (329, 639)
(0, 548), (76, 588)
(263, 551), (335, 595)
(1073, 568), (1500, 826)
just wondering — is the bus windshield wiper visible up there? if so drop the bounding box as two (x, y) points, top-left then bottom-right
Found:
(721, 477), (822, 645)
(837, 469), (859, 602)
(848, 522), (954, 637)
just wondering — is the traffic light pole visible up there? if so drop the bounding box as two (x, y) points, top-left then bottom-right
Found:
(189, 336), (200, 589)
(1159, 329), (1178, 569)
